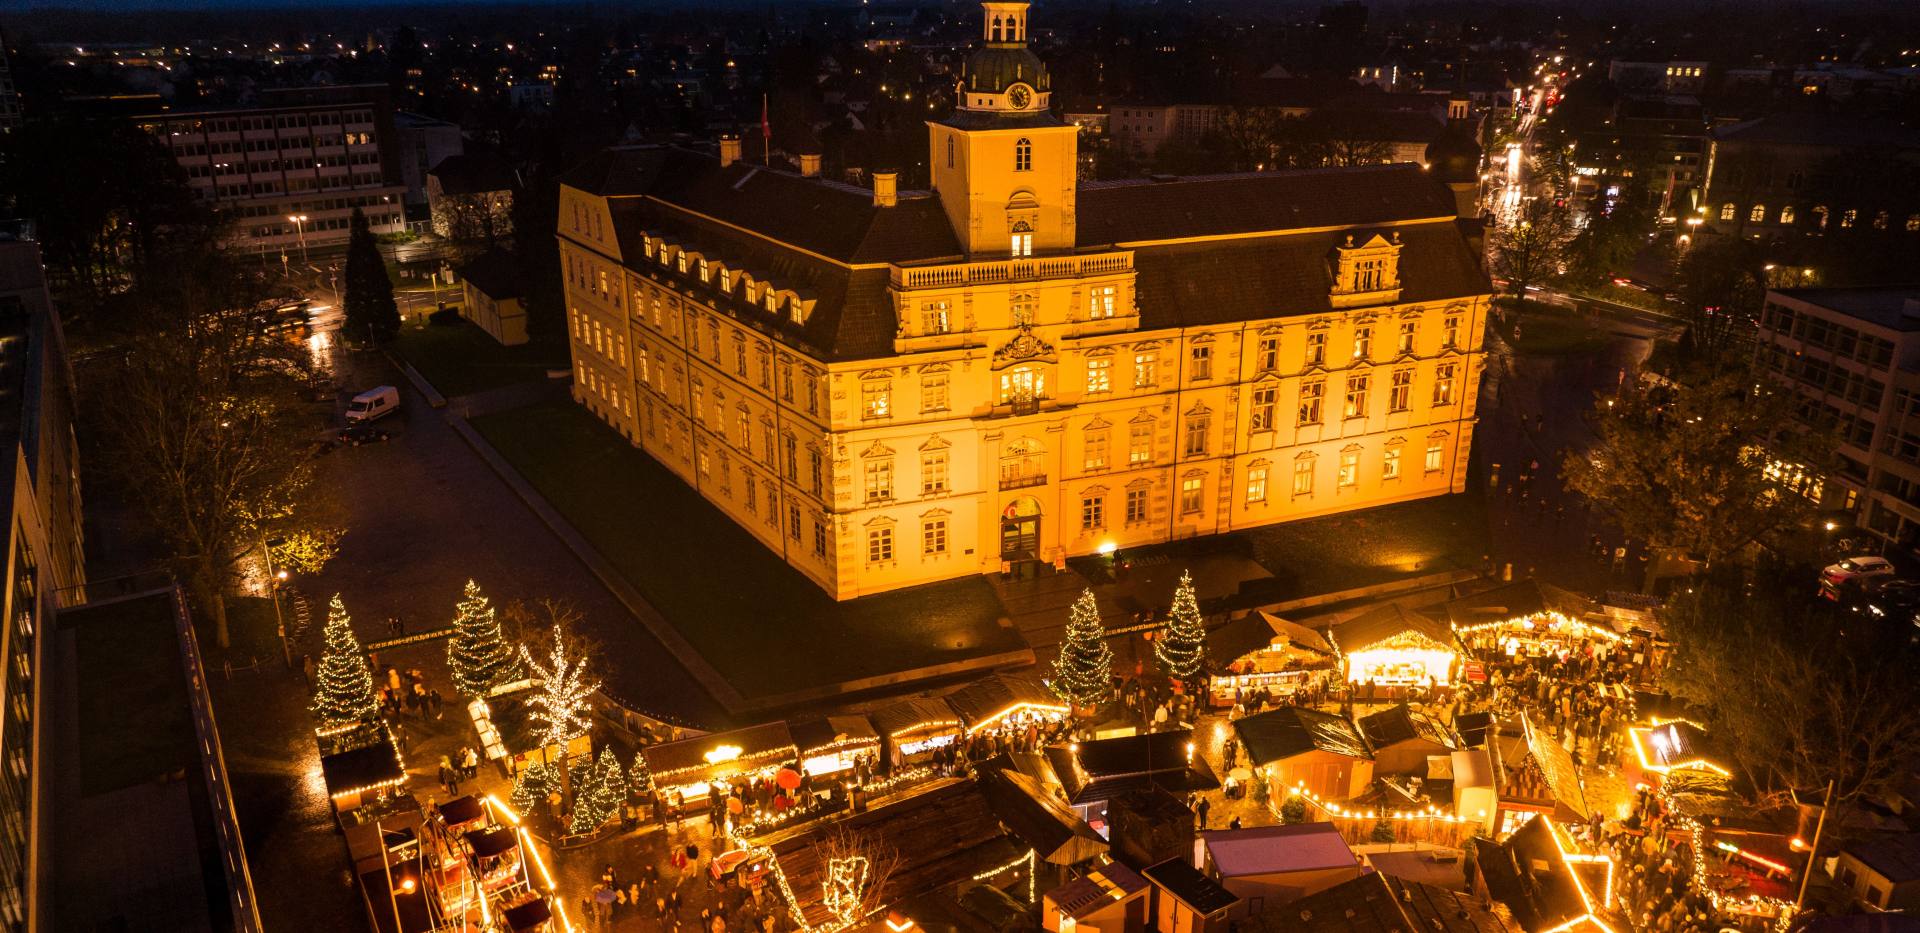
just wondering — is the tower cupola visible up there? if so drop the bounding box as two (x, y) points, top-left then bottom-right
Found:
(958, 1), (1051, 113)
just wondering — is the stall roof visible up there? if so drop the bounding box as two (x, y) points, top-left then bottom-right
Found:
(1474, 817), (1599, 933)
(1844, 833), (1920, 884)
(1209, 611), (1335, 663)
(467, 826), (518, 859)
(1272, 870), (1519, 933)
(1047, 860), (1149, 921)
(1042, 731), (1221, 805)
(769, 779), (1020, 927)
(1454, 711), (1493, 748)
(1201, 823), (1359, 878)
(871, 696), (963, 738)
(643, 721), (797, 781)
(1433, 579), (1599, 629)
(1359, 704), (1459, 751)
(1234, 707), (1373, 766)
(790, 715), (879, 755)
(1452, 749), (1493, 790)
(502, 897), (553, 931)
(976, 749), (1064, 791)
(320, 738), (406, 798)
(1630, 719), (1715, 772)
(977, 766), (1107, 865)
(1326, 604), (1457, 654)
(436, 795), (484, 826)
(1142, 858), (1241, 915)
(943, 674), (1065, 731)
(1523, 715), (1589, 820)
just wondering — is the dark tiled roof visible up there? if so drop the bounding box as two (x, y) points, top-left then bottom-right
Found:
(1434, 579), (1598, 629)
(428, 152), (520, 195)
(318, 739), (405, 796)
(942, 673), (1063, 730)
(642, 721), (796, 779)
(1234, 707), (1373, 765)
(1711, 113), (1920, 149)
(1475, 817), (1593, 933)
(936, 109), (1068, 131)
(1275, 871), (1518, 933)
(1043, 731), (1222, 805)
(977, 768), (1106, 865)
(456, 249), (524, 300)
(871, 696), (962, 738)
(1845, 833), (1920, 884)
(788, 715), (878, 755)
(1143, 858), (1241, 915)
(1359, 703), (1459, 751)
(1047, 860), (1149, 920)
(1328, 604), (1458, 655)
(1076, 164), (1458, 246)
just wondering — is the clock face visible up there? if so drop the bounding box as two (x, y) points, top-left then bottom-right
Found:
(1008, 84), (1032, 109)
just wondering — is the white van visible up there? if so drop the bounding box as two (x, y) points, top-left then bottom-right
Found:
(346, 386), (401, 423)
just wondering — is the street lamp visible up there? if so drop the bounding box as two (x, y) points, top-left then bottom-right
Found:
(286, 214), (310, 266)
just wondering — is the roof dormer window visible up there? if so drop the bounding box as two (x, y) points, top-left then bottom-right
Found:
(1330, 232), (1404, 308)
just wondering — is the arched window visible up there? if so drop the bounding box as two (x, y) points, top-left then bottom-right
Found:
(999, 438), (1047, 488)
(1780, 205), (1796, 225)
(1749, 204), (1766, 223)
(1010, 219), (1034, 258)
(1813, 205), (1829, 229)
(1720, 203), (1736, 221)
(1014, 138), (1032, 172)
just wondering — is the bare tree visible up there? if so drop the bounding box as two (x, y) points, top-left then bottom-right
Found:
(814, 828), (903, 929)
(1490, 198), (1575, 301)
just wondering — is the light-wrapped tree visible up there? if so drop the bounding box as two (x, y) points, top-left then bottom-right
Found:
(568, 747), (625, 835)
(1050, 589), (1113, 708)
(1156, 570), (1207, 681)
(447, 580), (516, 698)
(311, 594), (379, 727)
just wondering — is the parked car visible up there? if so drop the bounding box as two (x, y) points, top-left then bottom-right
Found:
(1864, 581), (1920, 625)
(1821, 556), (1896, 588)
(336, 424), (391, 446)
(345, 386), (400, 423)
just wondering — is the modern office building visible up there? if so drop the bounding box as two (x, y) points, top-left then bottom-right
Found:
(557, 0), (1492, 600)
(1754, 286), (1920, 546)
(132, 84), (407, 255)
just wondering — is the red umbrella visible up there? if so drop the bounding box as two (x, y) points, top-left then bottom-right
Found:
(775, 768), (801, 791)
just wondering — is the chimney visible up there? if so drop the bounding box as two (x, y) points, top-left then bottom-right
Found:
(872, 171), (898, 208)
(799, 152), (822, 177)
(719, 134), (742, 168)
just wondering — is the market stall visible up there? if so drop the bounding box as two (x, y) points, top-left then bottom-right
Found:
(788, 715), (880, 784)
(319, 722), (410, 820)
(943, 674), (1069, 737)
(1325, 604), (1459, 688)
(1622, 717), (1727, 791)
(1205, 611), (1336, 708)
(1440, 580), (1623, 658)
(872, 697), (964, 770)
(466, 688), (592, 776)
(641, 721), (798, 812)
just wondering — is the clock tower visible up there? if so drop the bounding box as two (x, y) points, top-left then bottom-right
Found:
(929, 0), (1079, 258)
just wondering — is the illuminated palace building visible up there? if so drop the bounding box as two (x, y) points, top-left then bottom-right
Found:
(557, 1), (1492, 600)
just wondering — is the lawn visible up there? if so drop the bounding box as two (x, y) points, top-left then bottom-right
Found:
(469, 400), (1027, 699)
(389, 321), (569, 399)
(68, 592), (198, 797)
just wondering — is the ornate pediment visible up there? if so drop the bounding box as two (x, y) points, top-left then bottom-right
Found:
(992, 323), (1057, 370)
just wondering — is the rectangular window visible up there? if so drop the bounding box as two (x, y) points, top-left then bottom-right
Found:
(922, 374), (950, 412)
(1389, 369), (1413, 412)
(758, 351), (771, 388)
(781, 365), (794, 402)
(804, 372), (819, 415)
(745, 476), (758, 512)
(1081, 494), (1105, 531)
(923, 519), (948, 556)
(922, 301), (951, 335)
(1426, 440), (1445, 473)
(1299, 381), (1325, 425)
(789, 504), (803, 540)
(1257, 336), (1280, 372)
(1443, 316), (1461, 349)
(868, 527), (894, 563)
(862, 382), (892, 419)
(1250, 386), (1277, 432)
(1190, 345), (1213, 381)
(1011, 293), (1037, 326)
(1180, 476), (1204, 514)
(1345, 374), (1370, 419)
(1353, 326), (1372, 361)
(1133, 352), (1158, 388)
(1293, 459), (1314, 496)
(1398, 321), (1417, 354)
(1306, 332), (1327, 366)
(1184, 414), (1209, 457)
(1434, 364), (1456, 406)
(1126, 486), (1150, 523)
(733, 334), (747, 376)
(1246, 467), (1268, 502)
(1090, 285), (1118, 319)
(1085, 431), (1110, 471)
(1129, 421), (1154, 464)
(813, 519), (829, 557)
(1383, 446), (1401, 479)
(1011, 233), (1033, 257)
(864, 459), (893, 502)
(1086, 358), (1112, 394)
(1339, 451), (1359, 487)
(922, 451), (949, 495)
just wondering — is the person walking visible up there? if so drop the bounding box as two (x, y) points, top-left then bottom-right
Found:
(1196, 796), (1211, 829)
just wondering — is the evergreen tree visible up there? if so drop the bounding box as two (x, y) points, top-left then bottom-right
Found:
(628, 750), (654, 798)
(446, 580), (515, 698)
(1279, 795), (1307, 825)
(1050, 589), (1113, 708)
(1370, 819), (1398, 844)
(1157, 570), (1208, 681)
(511, 762), (560, 816)
(311, 594), (379, 727)
(568, 747), (624, 835)
(343, 207), (401, 344)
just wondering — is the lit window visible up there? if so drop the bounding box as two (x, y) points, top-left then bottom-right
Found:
(921, 450), (949, 495)
(1250, 386), (1277, 432)
(1011, 232), (1033, 257)
(1434, 363), (1456, 405)
(1086, 358), (1112, 394)
(1750, 204), (1767, 223)
(1089, 285), (1118, 319)
(1133, 352), (1158, 388)
(1293, 458), (1315, 496)
(1389, 369), (1412, 412)
(924, 518), (948, 555)
(1190, 345), (1213, 381)
(1298, 380), (1324, 425)
(862, 382), (892, 419)
(867, 526), (893, 563)
(1720, 203), (1736, 221)
(1780, 205), (1796, 225)
(999, 366), (1044, 406)
(1129, 421), (1154, 464)
(1383, 446), (1401, 479)
(864, 458), (893, 502)
(1246, 466), (1268, 503)
(1179, 476), (1204, 514)
(922, 301), (951, 335)
(1842, 209), (1857, 228)
(1344, 374), (1370, 419)
(1338, 450), (1359, 487)
(921, 373), (949, 412)
(1353, 326), (1372, 360)
(1081, 494), (1105, 531)
(1425, 440), (1446, 472)
(1085, 430), (1110, 471)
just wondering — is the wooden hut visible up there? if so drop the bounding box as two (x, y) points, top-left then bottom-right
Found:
(1234, 707), (1374, 804)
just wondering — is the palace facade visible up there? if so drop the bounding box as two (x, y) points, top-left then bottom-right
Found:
(557, 1), (1491, 600)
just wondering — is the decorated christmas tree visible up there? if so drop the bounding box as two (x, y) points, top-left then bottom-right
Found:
(568, 747), (625, 835)
(311, 594), (379, 727)
(628, 750), (654, 798)
(510, 762), (560, 816)
(1156, 570), (1208, 681)
(1050, 589), (1113, 708)
(447, 580), (516, 698)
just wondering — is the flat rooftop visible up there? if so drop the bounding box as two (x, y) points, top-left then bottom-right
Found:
(1775, 286), (1920, 332)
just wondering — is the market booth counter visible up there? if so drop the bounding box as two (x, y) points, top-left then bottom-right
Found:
(873, 696), (965, 771)
(642, 721), (799, 813)
(944, 673), (1069, 739)
(789, 714), (880, 786)
(1439, 579), (1621, 658)
(1325, 605), (1460, 690)
(1205, 611), (1336, 709)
